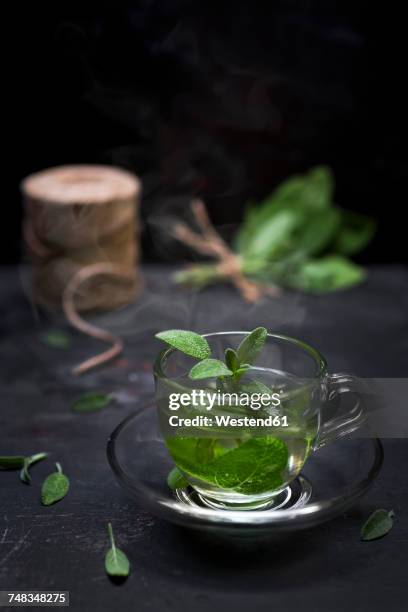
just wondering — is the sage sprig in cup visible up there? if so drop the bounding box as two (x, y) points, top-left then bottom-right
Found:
(155, 329), (364, 510)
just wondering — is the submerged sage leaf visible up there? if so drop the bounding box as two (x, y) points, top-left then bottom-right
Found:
(72, 392), (112, 414)
(0, 456), (25, 470)
(42, 330), (71, 349)
(155, 329), (211, 360)
(167, 466), (188, 490)
(20, 452), (48, 484)
(236, 327), (268, 366)
(41, 462), (70, 506)
(361, 509), (394, 541)
(189, 358), (233, 380)
(105, 523), (130, 578)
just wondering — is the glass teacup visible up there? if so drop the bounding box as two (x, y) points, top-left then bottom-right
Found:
(154, 332), (363, 510)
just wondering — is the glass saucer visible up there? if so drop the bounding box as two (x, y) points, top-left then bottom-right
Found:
(107, 406), (383, 534)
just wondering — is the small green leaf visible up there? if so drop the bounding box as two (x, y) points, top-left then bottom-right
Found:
(235, 365), (251, 377)
(20, 452), (48, 484)
(225, 348), (240, 372)
(167, 466), (188, 490)
(335, 211), (376, 255)
(41, 330), (71, 349)
(105, 523), (130, 578)
(0, 456), (25, 469)
(41, 463), (70, 506)
(361, 509), (394, 541)
(155, 329), (211, 360)
(288, 256), (365, 293)
(236, 327), (268, 366)
(189, 359), (233, 380)
(72, 393), (112, 414)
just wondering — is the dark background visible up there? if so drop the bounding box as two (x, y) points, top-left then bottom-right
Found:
(4, 1), (407, 264)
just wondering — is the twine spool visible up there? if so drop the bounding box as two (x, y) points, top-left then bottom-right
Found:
(21, 165), (142, 375)
(21, 164), (141, 312)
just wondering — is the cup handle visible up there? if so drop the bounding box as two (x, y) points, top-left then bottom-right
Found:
(314, 373), (365, 450)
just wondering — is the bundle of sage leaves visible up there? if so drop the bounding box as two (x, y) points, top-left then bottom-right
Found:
(174, 166), (375, 293)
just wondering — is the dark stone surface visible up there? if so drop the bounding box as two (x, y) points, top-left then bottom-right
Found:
(0, 265), (407, 611)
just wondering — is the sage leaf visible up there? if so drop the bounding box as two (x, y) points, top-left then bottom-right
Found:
(155, 330), (211, 360)
(361, 509), (394, 541)
(295, 208), (341, 256)
(167, 436), (288, 495)
(105, 523), (130, 578)
(335, 211), (376, 256)
(239, 209), (300, 261)
(41, 463), (70, 506)
(189, 358), (233, 380)
(287, 256), (365, 293)
(225, 348), (240, 373)
(270, 166), (333, 212)
(167, 466), (188, 490)
(20, 452), (48, 484)
(41, 330), (71, 349)
(236, 327), (268, 366)
(235, 167), (333, 258)
(72, 392), (112, 414)
(0, 456), (25, 469)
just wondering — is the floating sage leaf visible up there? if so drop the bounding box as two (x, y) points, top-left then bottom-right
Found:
(0, 456), (25, 470)
(167, 466), (188, 490)
(105, 523), (130, 578)
(236, 327), (268, 366)
(42, 330), (71, 349)
(361, 509), (394, 541)
(41, 462), (70, 506)
(72, 392), (112, 414)
(155, 330), (211, 360)
(189, 358), (233, 380)
(20, 452), (48, 484)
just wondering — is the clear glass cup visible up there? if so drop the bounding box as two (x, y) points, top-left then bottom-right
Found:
(154, 332), (364, 510)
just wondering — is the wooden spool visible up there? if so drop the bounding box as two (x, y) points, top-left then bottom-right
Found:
(21, 165), (141, 312)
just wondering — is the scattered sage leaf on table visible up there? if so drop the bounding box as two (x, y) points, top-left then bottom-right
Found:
(105, 523), (130, 578)
(0, 453), (48, 484)
(72, 392), (112, 414)
(236, 327), (268, 366)
(361, 509), (394, 541)
(155, 330), (211, 360)
(41, 462), (70, 506)
(189, 358), (233, 380)
(167, 466), (188, 490)
(0, 456), (26, 469)
(41, 330), (71, 349)
(20, 452), (48, 484)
